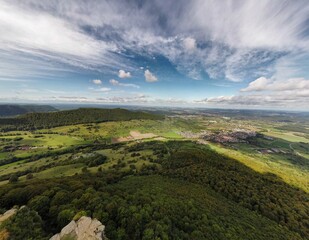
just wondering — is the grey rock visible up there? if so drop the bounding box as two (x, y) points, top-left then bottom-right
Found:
(50, 216), (106, 240)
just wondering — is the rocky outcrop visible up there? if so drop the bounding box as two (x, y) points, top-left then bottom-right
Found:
(0, 206), (26, 225)
(0, 208), (18, 224)
(0, 206), (22, 240)
(50, 216), (106, 240)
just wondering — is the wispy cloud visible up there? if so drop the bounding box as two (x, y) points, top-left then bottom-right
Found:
(92, 87), (111, 92)
(110, 79), (140, 88)
(2, 0), (308, 82)
(199, 93), (309, 109)
(0, 0), (130, 79)
(0, 2), (104, 57)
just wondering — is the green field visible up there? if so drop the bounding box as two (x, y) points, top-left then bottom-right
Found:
(264, 130), (309, 143)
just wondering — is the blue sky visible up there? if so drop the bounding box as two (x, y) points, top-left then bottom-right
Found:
(0, 0), (309, 109)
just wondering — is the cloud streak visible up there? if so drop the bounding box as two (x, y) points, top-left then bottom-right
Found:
(109, 79), (140, 88)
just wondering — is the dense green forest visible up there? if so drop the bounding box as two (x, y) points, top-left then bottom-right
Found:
(0, 141), (308, 239)
(0, 105), (57, 117)
(0, 108), (163, 131)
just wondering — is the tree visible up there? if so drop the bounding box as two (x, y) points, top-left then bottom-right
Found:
(9, 174), (18, 183)
(57, 209), (75, 228)
(143, 228), (155, 240)
(0, 206), (46, 239)
(82, 167), (88, 173)
(26, 173), (34, 180)
(28, 195), (50, 216)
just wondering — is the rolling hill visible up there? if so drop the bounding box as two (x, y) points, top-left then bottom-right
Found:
(0, 104), (57, 117)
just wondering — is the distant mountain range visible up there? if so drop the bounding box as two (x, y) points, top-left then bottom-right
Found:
(0, 104), (57, 117)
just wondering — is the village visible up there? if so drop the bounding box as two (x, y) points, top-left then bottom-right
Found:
(178, 129), (291, 156)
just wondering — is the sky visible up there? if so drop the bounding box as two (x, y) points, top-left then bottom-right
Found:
(0, 0), (309, 110)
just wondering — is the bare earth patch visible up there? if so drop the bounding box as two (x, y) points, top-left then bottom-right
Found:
(153, 137), (166, 141)
(112, 131), (161, 143)
(130, 131), (157, 139)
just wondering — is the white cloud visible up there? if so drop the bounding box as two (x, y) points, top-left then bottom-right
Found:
(92, 79), (102, 85)
(109, 79), (139, 88)
(241, 77), (309, 92)
(109, 79), (119, 86)
(0, 1), (131, 80)
(0, 78), (33, 82)
(183, 37), (196, 51)
(144, 70), (158, 82)
(57, 96), (88, 101)
(98, 87), (111, 92)
(0, 1), (118, 59)
(37, 94), (189, 106)
(118, 70), (131, 78)
(241, 77), (270, 91)
(200, 93), (309, 108)
(107, 0), (309, 82)
(185, 0), (309, 50)
(198, 76), (309, 109)
(96, 94), (149, 104)
(93, 87), (111, 92)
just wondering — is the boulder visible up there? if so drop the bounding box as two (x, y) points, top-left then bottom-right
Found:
(50, 216), (106, 240)
(0, 207), (18, 224)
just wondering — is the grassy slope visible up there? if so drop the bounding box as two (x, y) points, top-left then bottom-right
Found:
(264, 130), (309, 143)
(0, 144), (159, 184)
(208, 143), (309, 192)
(46, 118), (190, 139)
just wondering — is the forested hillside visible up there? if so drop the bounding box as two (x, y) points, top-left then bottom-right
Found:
(0, 108), (163, 130)
(0, 105), (57, 117)
(0, 141), (307, 239)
